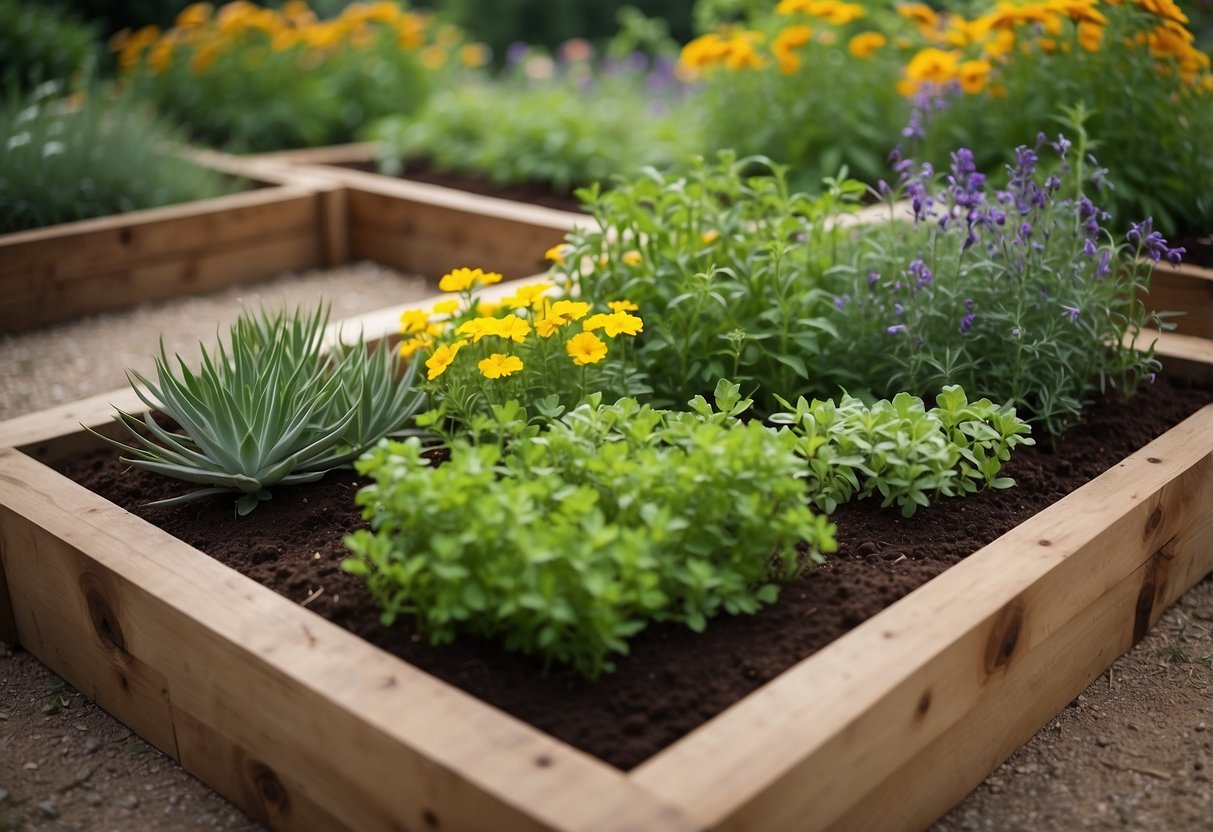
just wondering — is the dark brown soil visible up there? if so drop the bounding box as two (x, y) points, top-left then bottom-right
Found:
(350, 159), (587, 214)
(55, 374), (1213, 771)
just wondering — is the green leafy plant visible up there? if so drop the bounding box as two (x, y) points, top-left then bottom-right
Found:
(0, 83), (234, 233)
(0, 0), (100, 93)
(343, 382), (836, 677)
(369, 37), (700, 194)
(771, 384), (1034, 517)
(552, 151), (865, 411)
(102, 304), (426, 515)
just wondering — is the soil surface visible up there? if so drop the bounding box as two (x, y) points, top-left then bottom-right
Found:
(55, 374), (1213, 771)
(2, 264), (1212, 830)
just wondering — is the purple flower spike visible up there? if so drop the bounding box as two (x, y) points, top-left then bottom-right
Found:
(887, 324), (906, 336)
(1062, 305), (1081, 323)
(959, 312), (975, 334)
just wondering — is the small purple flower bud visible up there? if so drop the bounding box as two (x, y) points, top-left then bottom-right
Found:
(894, 302), (905, 317)
(1096, 250), (1111, 278)
(1062, 305), (1081, 323)
(1147, 372), (1157, 384)
(834, 295), (849, 310)
(1011, 326), (1022, 338)
(1045, 176), (1061, 192)
(868, 271), (880, 286)
(1083, 238), (1097, 257)
(887, 324), (906, 336)
(1167, 246), (1185, 267)
(964, 298), (974, 311)
(959, 312), (975, 334)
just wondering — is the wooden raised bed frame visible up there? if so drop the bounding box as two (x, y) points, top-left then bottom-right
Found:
(0, 147), (582, 334)
(1, 288), (1211, 830)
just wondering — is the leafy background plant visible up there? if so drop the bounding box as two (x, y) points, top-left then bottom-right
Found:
(0, 0), (100, 93)
(0, 83), (233, 233)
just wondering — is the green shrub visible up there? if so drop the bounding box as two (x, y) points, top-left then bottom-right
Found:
(344, 383), (836, 677)
(0, 1), (101, 93)
(0, 85), (233, 233)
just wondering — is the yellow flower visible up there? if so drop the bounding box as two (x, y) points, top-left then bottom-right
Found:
(501, 282), (553, 310)
(491, 315), (532, 343)
(905, 47), (961, 84)
(536, 300), (591, 337)
(476, 300), (502, 316)
(957, 59), (991, 94)
(176, 2), (213, 28)
(459, 42), (490, 67)
(567, 332), (608, 366)
(623, 250), (643, 267)
(773, 24), (813, 74)
(701, 229), (720, 244)
(400, 309), (431, 334)
(584, 312), (644, 337)
(399, 334), (433, 358)
(431, 299), (460, 315)
(425, 339), (466, 380)
(848, 32), (887, 59)
(190, 40), (220, 74)
(544, 243), (571, 264)
(456, 317), (500, 343)
(535, 315), (563, 338)
(439, 266), (497, 292)
(608, 300), (639, 313)
(478, 353), (523, 379)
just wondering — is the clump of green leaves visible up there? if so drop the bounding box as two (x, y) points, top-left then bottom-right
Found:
(344, 382), (836, 678)
(369, 43), (700, 194)
(553, 151), (865, 410)
(104, 304), (425, 515)
(0, 83), (234, 233)
(0, 0), (99, 94)
(772, 384), (1034, 517)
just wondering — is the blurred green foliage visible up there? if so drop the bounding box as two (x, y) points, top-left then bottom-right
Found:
(0, 1), (101, 93)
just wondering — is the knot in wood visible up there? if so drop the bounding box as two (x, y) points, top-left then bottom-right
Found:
(983, 602), (1024, 676)
(82, 574), (125, 653)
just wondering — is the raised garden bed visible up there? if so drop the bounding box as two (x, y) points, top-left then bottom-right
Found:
(1, 284), (1211, 830)
(1, 148), (581, 335)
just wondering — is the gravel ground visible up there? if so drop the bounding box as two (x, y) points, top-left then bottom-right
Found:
(0, 263), (1210, 830)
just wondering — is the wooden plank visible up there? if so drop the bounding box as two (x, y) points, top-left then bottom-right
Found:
(0, 529), (16, 645)
(1155, 329), (1213, 383)
(1147, 262), (1213, 340)
(241, 142), (378, 167)
(0, 450), (700, 831)
(348, 189), (576, 281)
(630, 404), (1213, 831)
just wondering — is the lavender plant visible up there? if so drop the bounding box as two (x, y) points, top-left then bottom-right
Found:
(818, 131), (1171, 436)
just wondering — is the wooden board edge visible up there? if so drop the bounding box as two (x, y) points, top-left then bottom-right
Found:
(631, 404), (1213, 830)
(0, 450), (701, 832)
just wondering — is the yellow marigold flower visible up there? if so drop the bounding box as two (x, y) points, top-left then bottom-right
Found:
(773, 24), (812, 74)
(176, 2), (213, 28)
(421, 44), (446, 69)
(491, 315), (532, 343)
(478, 353), (523, 379)
(584, 312), (644, 337)
(982, 28), (1016, 59)
(476, 300), (502, 316)
(148, 41), (174, 74)
(431, 299), (460, 315)
(608, 300), (639, 313)
(425, 339), (466, 380)
(544, 243), (570, 264)
(567, 332), (608, 366)
(849, 32), (887, 59)
(502, 282), (553, 310)
(438, 267), (493, 292)
(680, 32), (731, 74)
(817, 1), (866, 25)
(701, 229), (720, 244)
(958, 59), (991, 93)
(623, 250), (643, 267)
(904, 47), (961, 84)
(897, 3), (939, 28)
(400, 308), (431, 334)
(1077, 21), (1104, 51)
(777, 0), (813, 13)
(399, 334), (433, 358)
(190, 41), (220, 74)
(459, 42), (491, 67)
(455, 317), (499, 343)
(535, 315), (563, 338)
(551, 299), (591, 321)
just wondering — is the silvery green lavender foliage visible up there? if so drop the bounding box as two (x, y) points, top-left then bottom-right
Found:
(818, 132), (1173, 437)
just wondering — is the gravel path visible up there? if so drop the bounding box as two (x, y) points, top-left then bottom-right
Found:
(0, 263), (1209, 830)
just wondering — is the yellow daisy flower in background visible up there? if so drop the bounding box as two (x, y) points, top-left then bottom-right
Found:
(544, 243), (570, 265)
(849, 32), (887, 59)
(608, 300), (639, 313)
(438, 267), (501, 293)
(456, 317), (499, 343)
(700, 229), (720, 244)
(492, 315), (532, 343)
(400, 308), (430, 334)
(566, 332), (608, 366)
(584, 311), (644, 337)
(623, 250), (643, 266)
(478, 353), (524, 379)
(398, 335), (433, 358)
(431, 299), (460, 315)
(425, 339), (467, 380)
(501, 282), (553, 310)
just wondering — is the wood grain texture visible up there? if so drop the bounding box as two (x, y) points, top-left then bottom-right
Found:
(0, 187), (324, 333)
(631, 404), (1213, 832)
(1147, 262), (1213, 340)
(0, 451), (700, 832)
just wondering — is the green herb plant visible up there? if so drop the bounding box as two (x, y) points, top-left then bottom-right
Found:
(0, 83), (233, 233)
(771, 384), (1034, 517)
(369, 39), (700, 194)
(553, 151), (866, 411)
(0, 0), (99, 94)
(103, 304), (425, 515)
(343, 381), (837, 678)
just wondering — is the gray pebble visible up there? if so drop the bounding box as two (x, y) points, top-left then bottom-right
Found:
(1196, 722), (1207, 732)
(85, 793), (103, 806)
(37, 800), (59, 819)
(84, 736), (103, 754)
(117, 795), (140, 809)
(1096, 736), (1112, 747)
(0, 788), (9, 802)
